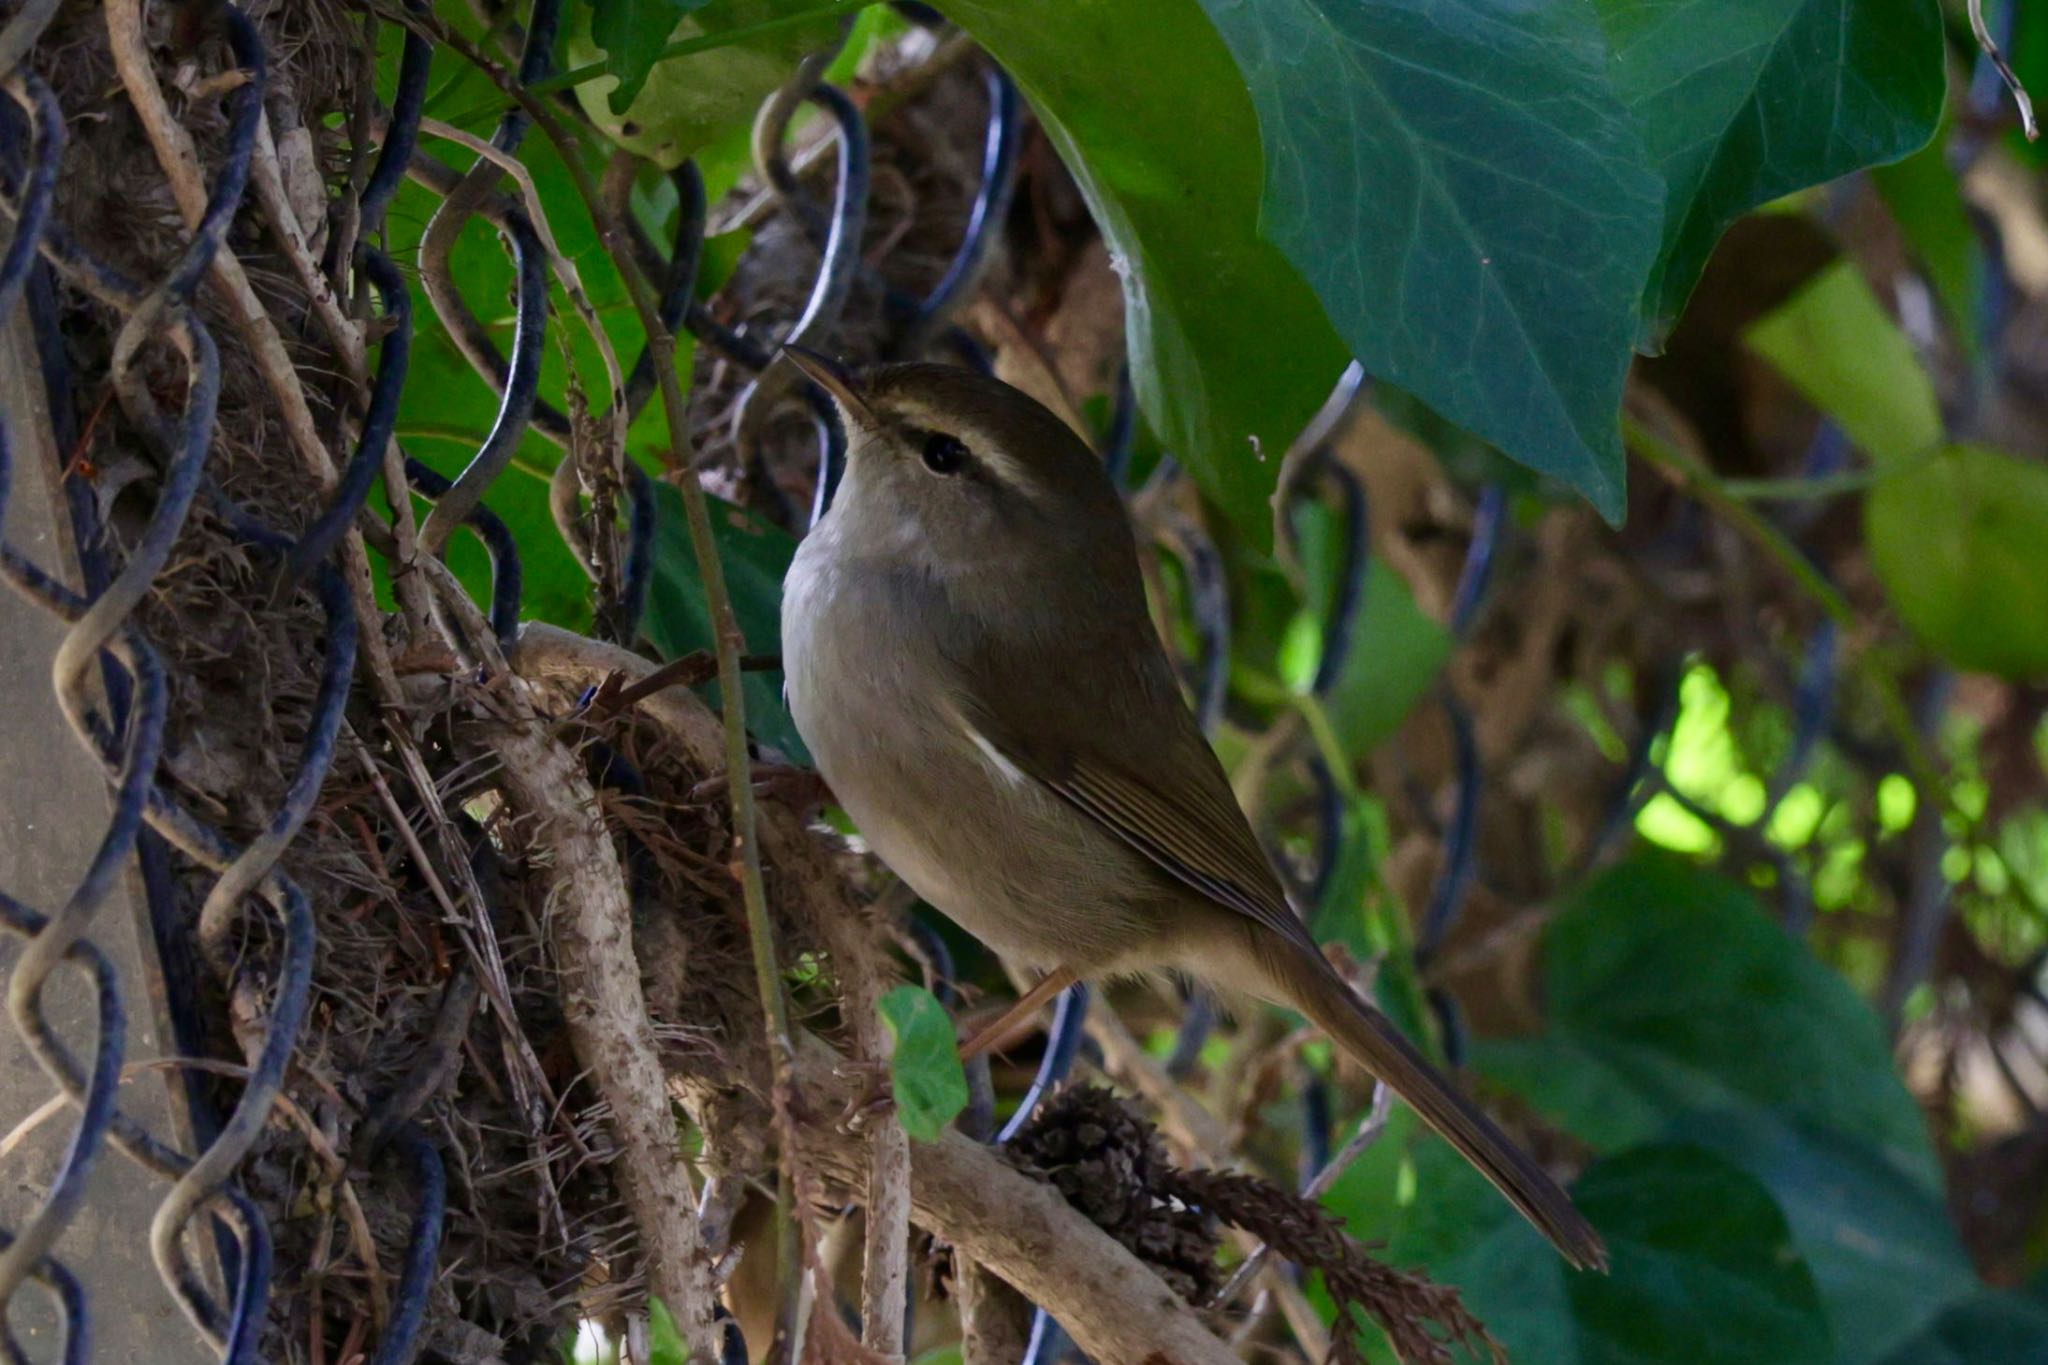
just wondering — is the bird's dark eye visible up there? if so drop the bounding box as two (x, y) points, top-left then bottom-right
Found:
(920, 431), (969, 475)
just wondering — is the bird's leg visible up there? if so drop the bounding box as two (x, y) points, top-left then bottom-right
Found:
(957, 966), (1081, 1060)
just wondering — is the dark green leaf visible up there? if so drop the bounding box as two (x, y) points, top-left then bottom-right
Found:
(642, 485), (808, 760)
(1744, 259), (1942, 467)
(1876, 1290), (2048, 1365)
(1476, 852), (1938, 1182)
(589, 0), (714, 112)
(1872, 118), (1983, 352)
(385, 117), (697, 632)
(646, 1297), (689, 1365)
(877, 985), (969, 1142)
(930, 0), (1350, 550)
(1676, 1109), (1974, 1365)
(1594, 0), (1945, 340)
(1195, 0), (1667, 522)
(1865, 444), (2048, 680)
(1394, 1142), (1832, 1365)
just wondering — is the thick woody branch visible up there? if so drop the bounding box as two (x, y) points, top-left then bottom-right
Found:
(795, 1040), (1238, 1365)
(485, 712), (721, 1361)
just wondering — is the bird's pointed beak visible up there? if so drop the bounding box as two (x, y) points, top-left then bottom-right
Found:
(782, 345), (874, 425)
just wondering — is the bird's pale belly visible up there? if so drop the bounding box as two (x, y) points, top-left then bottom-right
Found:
(783, 553), (1164, 973)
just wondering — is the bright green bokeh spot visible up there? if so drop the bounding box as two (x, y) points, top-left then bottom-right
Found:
(1637, 794), (1720, 855)
(1878, 774), (1917, 833)
(1769, 785), (1826, 849)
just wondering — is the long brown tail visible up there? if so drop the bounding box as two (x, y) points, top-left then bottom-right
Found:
(1275, 950), (1608, 1270)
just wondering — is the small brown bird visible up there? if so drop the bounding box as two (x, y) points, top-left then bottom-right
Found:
(779, 349), (1605, 1270)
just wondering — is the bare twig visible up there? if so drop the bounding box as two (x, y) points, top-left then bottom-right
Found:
(105, 0), (339, 492)
(1212, 1080), (1392, 1309)
(822, 915), (912, 1360)
(1970, 0), (2038, 140)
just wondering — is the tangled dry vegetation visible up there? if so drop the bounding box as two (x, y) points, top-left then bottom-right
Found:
(16, 1), (2045, 1363)
(14, 4), (1526, 1362)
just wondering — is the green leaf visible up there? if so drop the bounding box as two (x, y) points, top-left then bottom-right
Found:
(646, 1298), (689, 1365)
(1876, 1291), (2048, 1365)
(876, 985), (969, 1142)
(589, 0), (715, 112)
(1292, 496), (1452, 758)
(1744, 259), (1942, 468)
(1872, 118), (1983, 353)
(930, 0), (1349, 550)
(1476, 852), (1938, 1182)
(1330, 561), (1451, 758)
(1195, 0), (1668, 523)
(1865, 444), (2048, 680)
(642, 485), (808, 760)
(1594, 0), (1945, 340)
(568, 0), (852, 167)
(1394, 1142), (1832, 1365)
(1676, 1109), (1974, 1365)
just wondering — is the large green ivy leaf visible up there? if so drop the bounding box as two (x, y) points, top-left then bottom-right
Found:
(1865, 444), (2048, 680)
(643, 484), (808, 760)
(1476, 853), (1937, 1182)
(1393, 1142), (1832, 1365)
(388, 117), (666, 631)
(931, 0), (1349, 551)
(1597, 0), (1945, 341)
(1195, 0), (1667, 523)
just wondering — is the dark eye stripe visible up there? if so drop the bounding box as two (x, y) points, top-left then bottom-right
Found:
(921, 431), (969, 475)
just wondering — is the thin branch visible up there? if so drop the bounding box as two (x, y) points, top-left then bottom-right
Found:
(105, 0), (339, 493)
(1970, 0), (2038, 139)
(824, 917), (913, 1361)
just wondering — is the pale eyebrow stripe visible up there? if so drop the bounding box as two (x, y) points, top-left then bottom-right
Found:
(891, 397), (1040, 497)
